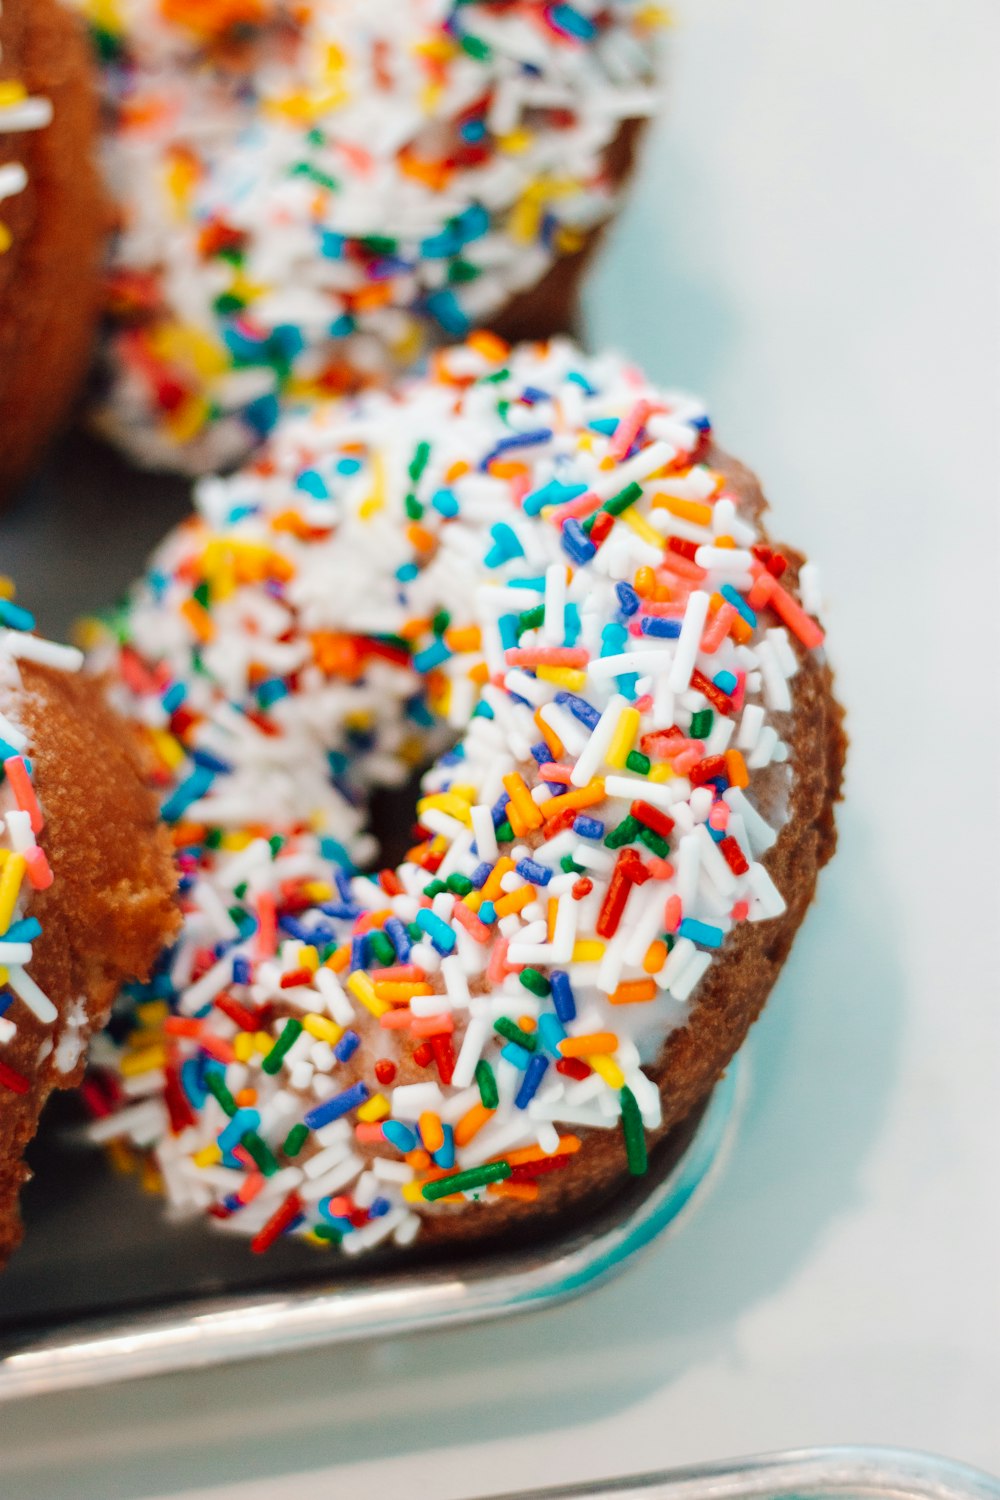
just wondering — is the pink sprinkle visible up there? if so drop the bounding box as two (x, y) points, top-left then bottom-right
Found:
(379, 1010), (412, 1030)
(236, 1172), (266, 1205)
(646, 857), (675, 881)
(452, 901), (492, 944)
(664, 895), (683, 933)
(609, 399), (652, 461)
(731, 900), (750, 922)
(538, 762), (574, 784)
(700, 603), (737, 655)
(487, 935), (513, 986)
(4, 756), (42, 834)
(411, 1013), (455, 1037)
(708, 802), (730, 831)
(546, 490), (601, 525)
(355, 1123), (384, 1144)
(505, 646), (589, 668)
(255, 891), (277, 959)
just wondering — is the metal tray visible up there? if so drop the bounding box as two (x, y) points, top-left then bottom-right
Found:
(479, 1448), (1000, 1500)
(0, 1053), (740, 1401)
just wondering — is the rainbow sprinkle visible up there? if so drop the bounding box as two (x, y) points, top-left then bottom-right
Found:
(75, 0), (665, 471)
(87, 336), (825, 1253)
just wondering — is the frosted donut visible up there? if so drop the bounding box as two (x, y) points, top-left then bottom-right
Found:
(88, 336), (845, 1256)
(0, 0), (105, 499)
(74, 0), (661, 473)
(0, 592), (177, 1263)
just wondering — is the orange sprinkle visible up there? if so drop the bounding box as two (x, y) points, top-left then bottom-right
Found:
(454, 1102), (495, 1147)
(325, 945), (351, 973)
(488, 1181), (538, 1202)
(444, 624), (481, 653)
(559, 1032), (619, 1058)
(419, 1111), (445, 1153)
(542, 779), (606, 822)
(609, 978), (658, 1006)
(633, 565), (657, 597)
(643, 940), (668, 974)
(505, 1135), (581, 1167)
(398, 616), (432, 641)
(180, 597), (215, 643)
(534, 710), (565, 759)
(725, 748), (750, 788)
(405, 1149), (432, 1171)
(355, 1123), (385, 1145)
(493, 885), (535, 918)
(517, 1015), (538, 1034)
(468, 329), (510, 361)
(235, 1088), (257, 1108)
(547, 898), (558, 941)
(502, 772), (543, 832)
(650, 493), (713, 526)
(482, 856), (515, 902)
(468, 661), (490, 686)
(374, 981), (433, 1004)
(407, 523), (437, 553)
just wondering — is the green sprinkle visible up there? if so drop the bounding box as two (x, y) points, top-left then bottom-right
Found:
(205, 1071), (238, 1118)
(193, 581), (210, 609)
(422, 1160), (510, 1201)
(448, 259), (480, 284)
(404, 492), (424, 520)
(638, 827), (671, 858)
(431, 609), (451, 635)
(423, 879), (447, 899)
(233, 881), (249, 900)
(363, 234), (398, 255)
(495, 819), (514, 843)
(620, 1086), (648, 1175)
(262, 1018), (303, 1076)
(605, 814), (641, 849)
(446, 873), (473, 897)
(494, 1016), (537, 1051)
(407, 921), (423, 943)
(603, 481), (644, 517)
(560, 854), (584, 874)
(459, 33), (491, 60)
(625, 750), (651, 775)
(408, 440), (431, 483)
(282, 1123), (310, 1158)
(242, 1130), (280, 1177)
(690, 709), (713, 739)
(268, 834), (286, 858)
(475, 1059), (499, 1110)
(205, 828), (224, 849)
(517, 604), (545, 634)
(367, 931), (395, 967)
(213, 293), (244, 315)
(482, 367), (510, 384)
(518, 967), (551, 998)
(290, 161), (338, 192)
(313, 1223), (343, 1243)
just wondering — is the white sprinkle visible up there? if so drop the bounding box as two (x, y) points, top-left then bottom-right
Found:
(668, 591), (710, 693)
(571, 693), (627, 787)
(0, 631), (83, 673)
(737, 703), (765, 752)
(471, 804), (498, 861)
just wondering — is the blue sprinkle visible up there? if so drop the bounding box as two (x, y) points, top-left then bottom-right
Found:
(678, 918), (724, 949)
(329, 313), (355, 339)
(522, 479), (586, 517)
(181, 1056), (208, 1107)
(564, 603), (581, 646)
(191, 747), (233, 774)
(478, 901), (496, 925)
(244, 391), (280, 438)
(515, 1054), (549, 1109)
(601, 622), (628, 655)
(481, 430), (554, 470)
(431, 487), (459, 517)
(484, 522), (525, 568)
(350, 934), (368, 972)
(161, 681), (185, 713)
(333, 1029), (361, 1063)
(413, 639), (451, 672)
(690, 413), (712, 431)
(588, 416), (619, 436)
(368, 1195), (393, 1219)
(218, 1107), (260, 1157)
(384, 916), (411, 963)
(720, 584), (756, 626)
(640, 616), (682, 639)
(3, 917), (41, 943)
(257, 677), (289, 708)
(396, 562), (419, 582)
(516, 858), (551, 886)
(295, 468), (329, 499)
(336, 457), (361, 476)
(303, 1081), (370, 1130)
(470, 861), (493, 889)
(498, 613), (519, 650)
(161, 763), (215, 822)
(425, 288), (469, 336)
(530, 742), (551, 766)
(615, 582), (640, 617)
(500, 1042), (532, 1071)
(491, 791), (511, 825)
(561, 518), (596, 565)
(415, 908), (457, 955)
(572, 815), (604, 839)
(713, 669), (738, 694)
(382, 1120), (417, 1153)
(550, 970), (577, 1023)
(433, 1124), (456, 1170)
(232, 957), (251, 986)
(0, 738), (21, 763)
(0, 994), (12, 1018)
(554, 690), (600, 729)
(319, 229), (345, 258)
(0, 600), (35, 631)
(537, 1013), (567, 1058)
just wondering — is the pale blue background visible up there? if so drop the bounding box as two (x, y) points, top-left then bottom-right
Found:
(2, 0), (997, 1493)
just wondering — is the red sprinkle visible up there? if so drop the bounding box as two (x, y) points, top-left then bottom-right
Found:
(510, 1154), (573, 1181)
(0, 1059), (30, 1095)
(571, 877), (593, 900)
(589, 511), (615, 546)
(596, 849), (648, 938)
(411, 1042), (434, 1069)
(431, 1033), (456, 1086)
(556, 1057), (592, 1081)
(215, 993), (267, 1031)
(630, 800), (675, 839)
(164, 1064), (196, 1133)
(374, 1058), (397, 1085)
(279, 967), (313, 989)
(689, 754), (729, 787)
(719, 835), (750, 875)
(690, 667), (734, 715)
(251, 1191), (303, 1254)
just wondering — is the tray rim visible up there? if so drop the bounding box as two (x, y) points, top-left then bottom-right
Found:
(477, 1447), (1000, 1500)
(0, 1057), (742, 1402)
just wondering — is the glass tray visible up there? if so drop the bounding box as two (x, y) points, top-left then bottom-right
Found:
(0, 1056), (741, 1401)
(479, 1448), (1000, 1500)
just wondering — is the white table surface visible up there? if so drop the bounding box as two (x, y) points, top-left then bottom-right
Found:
(2, 0), (998, 1494)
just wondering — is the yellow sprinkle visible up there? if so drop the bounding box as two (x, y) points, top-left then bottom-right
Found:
(299, 945), (320, 973)
(0, 853), (26, 934)
(346, 970), (390, 1018)
(571, 940), (606, 963)
(0, 82), (28, 108)
(234, 1034), (256, 1063)
(0, 222), (12, 255)
(221, 830), (255, 852)
(135, 999), (168, 1025)
(193, 1145), (222, 1169)
(589, 1055), (627, 1090)
(536, 665), (588, 691)
(140, 1159), (163, 1196)
(302, 1013), (343, 1044)
(402, 1180), (426, 1205)
(606, 707), (640, 769)
(498, 127), (532, 154)
(621, 507), (665, 550)
(359, 452), (386, 519)
(148, 727), (186, 772)
(648, 762), (674, 783)
(0, 577), (15, 600)
(119, 1045), (166, 1078)
(165, 394), (212, 445)
(254, 1031), (274, 1054)
(105, 1139), (138, 1176)
(0, 967), (7, 986)
(357, 1093), (390, 1124)
(416, 792), (473, 825)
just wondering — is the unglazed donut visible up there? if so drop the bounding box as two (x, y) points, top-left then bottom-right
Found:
(0, 597), (178, 1263)
(74, 0), (660, 473)
(0, 0), (105, 499)
(87, 336), (845, 1257)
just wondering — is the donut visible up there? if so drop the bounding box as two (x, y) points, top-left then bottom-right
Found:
(74, 0), (661, 473)
(87, 336), (845, 1257)
(0, 0), (105, 500)
(0, 592), (178, 1262)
